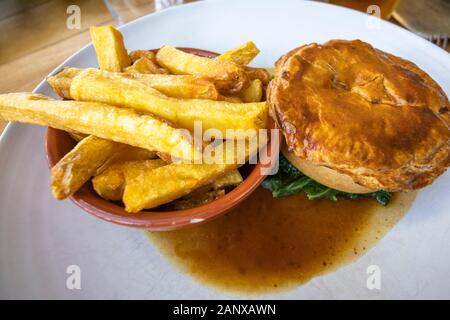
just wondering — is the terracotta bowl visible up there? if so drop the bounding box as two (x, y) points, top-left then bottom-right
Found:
(46, 47), (280, 231)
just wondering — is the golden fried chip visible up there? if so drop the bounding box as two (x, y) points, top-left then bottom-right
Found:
(218, 95), (243, 103)
(156, 45), (250, 94)
(129, 50), (156, 63)
(90, 25), (131, 72)
(124, 57), (168, 74)
(217, 42), (269, 86)
(0, 93), (199, 161)
(240, 79), (263, 103)
(48, 67), (219, 100)
(51, 136), (125, 199)
(123, 73), (219, 100)
(63, 25), (132, 190)
(217, 41), (260, 65)
(70, 68), (268, 136)
(123, 162), (235, 212)
(96, 145), (156, 176)
(47, 68), (81, 100)
(93, 159), (166, 201)
(122, 138), (259, 212)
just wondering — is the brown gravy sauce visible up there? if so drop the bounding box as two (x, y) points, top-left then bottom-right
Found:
(147, 188), (415, 294)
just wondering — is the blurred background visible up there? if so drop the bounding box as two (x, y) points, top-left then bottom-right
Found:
(0, 0), (449, 132)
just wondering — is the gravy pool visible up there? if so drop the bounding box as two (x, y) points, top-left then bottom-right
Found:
(148, 188), (415, 294)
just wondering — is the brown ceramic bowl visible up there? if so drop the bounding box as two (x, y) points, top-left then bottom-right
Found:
(46, 47), (280, 231)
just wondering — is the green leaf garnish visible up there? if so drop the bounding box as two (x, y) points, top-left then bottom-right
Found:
(262, 153), (391, 206)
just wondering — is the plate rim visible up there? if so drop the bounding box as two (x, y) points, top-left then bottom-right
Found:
(0, 0), (449, 299)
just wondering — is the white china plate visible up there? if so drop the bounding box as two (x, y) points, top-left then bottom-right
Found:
(0, 0), (449, 299)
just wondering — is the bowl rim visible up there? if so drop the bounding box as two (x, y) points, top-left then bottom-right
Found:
(45, 47), (280, 231)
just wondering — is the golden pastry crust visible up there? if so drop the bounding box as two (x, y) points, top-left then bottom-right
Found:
(268, 40), (450, 192)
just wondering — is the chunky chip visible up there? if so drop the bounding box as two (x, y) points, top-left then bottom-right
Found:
(51, 136), (126, 199)
(90, 25), (131, 72)
(48, 67), (219, 100)
(70, 68), (268, 137)
(123, 162), (235, 212)
(217, 41), (260, 65)
(124, 56), (168, 75)
(47, 68), (81, 100)
(156, 45), (250, 94)
(93, 159), (166, 201)
(0, 93), (199, 161)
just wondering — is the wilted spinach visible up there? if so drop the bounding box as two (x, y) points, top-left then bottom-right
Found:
(262, 154), (391, 206)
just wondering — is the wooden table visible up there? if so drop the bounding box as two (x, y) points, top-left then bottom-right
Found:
(0, 0), (164, 132)
(0, 0), (447, 134)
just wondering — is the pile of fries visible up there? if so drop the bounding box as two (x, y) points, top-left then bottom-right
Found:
(0, 26), (271, 213)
